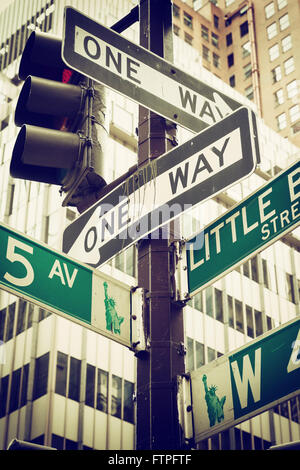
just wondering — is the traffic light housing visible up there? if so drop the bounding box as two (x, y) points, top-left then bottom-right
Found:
(10, 31), (107, 209)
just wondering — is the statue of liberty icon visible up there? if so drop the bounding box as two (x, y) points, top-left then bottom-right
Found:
(202, 374), (226, 427)
(103, 281), (124, 335)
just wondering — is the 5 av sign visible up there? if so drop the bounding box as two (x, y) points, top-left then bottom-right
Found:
(0, 222), (132, 347)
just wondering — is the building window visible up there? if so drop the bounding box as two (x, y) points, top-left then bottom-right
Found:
(55, 352), (81, 402)
(9, 368), (21, 413)
(0, 375), (9, 418)
(244, 62), (252, 79)
(211, 32), (219, 48)
(279, 13), (289, 30)
(262, 259), (270, 288)
(124, 380), (134, 424)
(33, 353), (49, 400)
(235, 299), (244, 334)
(267, 22), (277, 40)
(274, 88), (284, 105)
(213, 52), (220, 68)
(229, 75), (235, 87)
(269, 43), (279, 61)
(226, 33), (232, 46)
(227, 53), (234, 67)
(201, 24), (209, 41)
(215, 288), (223, 323)
(85, 364), (95, 407)
(281, 34), (292, 53)
(68, 357), (81, 401)
(202, 45), (210, 62)
(186, 337), (205, 371)
(284, 56), (295, 75)
(287, 79), (298, 99)
(271, 65), (282, 82)
(265, 2), (275, 19)
(240, 21), (249, 37)
(111, 374), (122, 419)
(277, 112), (287, 130)
(242, 40), (251, 58)
(184, 32), (193, 45)
(277, 0), (287, 9)
(213, 14), (219, 29)
(289, 104), (300, 124)
(183, 12), (193, 29)
(255, 310), (263, 336)
(245, 84), (254, 100)
(173, 4), (180, 18)
(97, 369), (108, 412)
(114, 245), (136, 277)
(246, 305), (254, 338)
(173, 24), (180, 36)
(55, 351), (68, 396)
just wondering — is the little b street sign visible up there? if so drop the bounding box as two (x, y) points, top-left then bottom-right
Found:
(186, 159), (300, 295)
(189, 316), (300, 442)
(0, 222), (132, 347)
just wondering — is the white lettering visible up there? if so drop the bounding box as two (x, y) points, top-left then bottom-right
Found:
(210, 221), (224, 254)
(231, 348), (262, 409)
(287, 328), (300, 373)
(48, 259), (65, 285)
(225, 211), (240, 243)
(288, 167), (300, 202)
(242, 206), (258, 234)
(258, 188), (276, 223)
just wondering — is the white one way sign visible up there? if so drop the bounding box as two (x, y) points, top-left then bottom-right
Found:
(63, 107), (259, 268)
(62, 6), (245, 133)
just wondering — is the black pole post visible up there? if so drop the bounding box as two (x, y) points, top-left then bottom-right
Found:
(136, 0), (185, 450)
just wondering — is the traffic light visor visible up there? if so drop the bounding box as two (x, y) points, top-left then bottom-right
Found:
(10, 125), (81, 185)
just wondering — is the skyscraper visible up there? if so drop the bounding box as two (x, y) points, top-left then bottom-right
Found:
(0, 0), (299, 451)
(173, 0), (300, 147)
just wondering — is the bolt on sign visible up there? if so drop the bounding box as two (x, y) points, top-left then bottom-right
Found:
(0, 222), (131, 347)
(185, 159), (300, 295)
(189, 317), (300, 442)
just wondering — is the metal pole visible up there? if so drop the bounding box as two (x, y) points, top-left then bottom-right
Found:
(136, 0), (185, 450)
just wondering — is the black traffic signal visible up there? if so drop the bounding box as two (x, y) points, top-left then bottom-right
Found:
(10, 31), (107, 209)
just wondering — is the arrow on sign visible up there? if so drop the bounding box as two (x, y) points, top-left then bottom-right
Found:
(62, 6), (245, 133)
(63, 107), (259, 268)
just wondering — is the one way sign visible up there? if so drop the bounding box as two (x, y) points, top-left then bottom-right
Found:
(62, 107), (259, 268)
(62, 6), (245, 133)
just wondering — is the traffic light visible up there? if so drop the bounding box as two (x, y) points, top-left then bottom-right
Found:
(10, 31), (107, 209)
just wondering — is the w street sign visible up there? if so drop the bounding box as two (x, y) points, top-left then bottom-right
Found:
(63, 107), (258, 268)
(62, 6), (245, 133)
(189, 316), (300, 442)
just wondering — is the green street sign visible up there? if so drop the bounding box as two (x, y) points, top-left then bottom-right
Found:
(190, 316), (300, 442)
(0, 222), (132, 347)
(185, 159), (300, 295)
